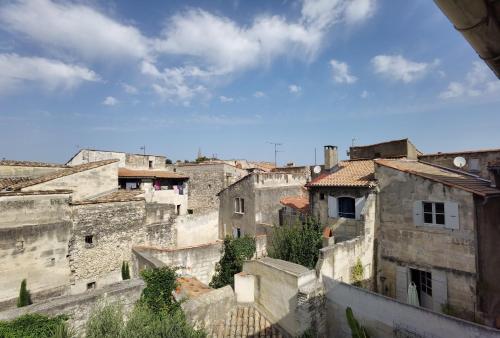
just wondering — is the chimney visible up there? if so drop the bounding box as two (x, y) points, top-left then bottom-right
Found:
(324, 145), (338, 171)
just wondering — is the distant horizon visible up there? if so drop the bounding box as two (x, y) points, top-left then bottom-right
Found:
(1, 0), (499, 166)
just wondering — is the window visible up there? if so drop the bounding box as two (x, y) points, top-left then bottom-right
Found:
(176, 204), (181, 215)
(338, 197), (355, 219)
(234, 198), (245, 214)
(469, 158), (480, 172)
(86, 282), (96, 290)
(148, 160), (153, 169)
(187, 209), (194, 215)
(233, 227), (241, 238)
(410, 268), (432, 300)
(320, 193), (325, 200)
(423, 202), (445, 225)
(84, 235), (94, 247)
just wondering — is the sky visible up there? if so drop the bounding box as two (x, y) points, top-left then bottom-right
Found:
(1, 0), (499, 165)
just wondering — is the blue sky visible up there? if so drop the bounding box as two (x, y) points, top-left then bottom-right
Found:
(1, 0), (499, 165)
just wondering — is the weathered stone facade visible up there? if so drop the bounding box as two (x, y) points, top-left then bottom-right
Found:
(419, 149), (500, 180)
(375, 164), (478, 320)
(67, 149), (166, 170)
(218, 172), (307, 238)
(174, 163), (247, 214)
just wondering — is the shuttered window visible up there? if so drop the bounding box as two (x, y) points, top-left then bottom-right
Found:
(414, 200), (459, 229)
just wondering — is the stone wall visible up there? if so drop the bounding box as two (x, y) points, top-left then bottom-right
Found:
(69, 201), (176, 294)
(0, 193), (73, 307)
(133, 241), (223, 285)
(175, 163), (247, 214)
(419, 150), (500, 180)
(67, 150), (165, 170)
(23, 162), (119, 201)
(375, 164), (478, 319)
(125, 153), (166, 169)
(324, 278), (500, 338)
(175, 211), (219, 247)
(0, 279), (144, 334)
(316, 193), (376, 286)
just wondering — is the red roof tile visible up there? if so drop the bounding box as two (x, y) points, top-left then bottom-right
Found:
(376, 159), (500, 197)
(280, 196), (309, 214)
(306, 160), (376, 188)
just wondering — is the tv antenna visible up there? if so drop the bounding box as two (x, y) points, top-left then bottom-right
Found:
(267, 142), (283, 167)
(140, 145), (146, 156)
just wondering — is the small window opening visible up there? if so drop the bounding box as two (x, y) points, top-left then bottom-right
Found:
(86, 282), (96, 290)
(338, 197), (355, 219)
(187, 209), (194, 215)
(423, 202), (445, 225)
(320, 193), (325, 200)
(148, 160), (153, 169)
(176, 204), (181, 215)
(85, 235), (94, 245)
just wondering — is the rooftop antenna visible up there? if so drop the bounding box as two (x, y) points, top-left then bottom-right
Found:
(314, 147), (317, 165)
(267, 142), (283, 167)
(352, 138), (356, 147)
(140, 145), (146, 156)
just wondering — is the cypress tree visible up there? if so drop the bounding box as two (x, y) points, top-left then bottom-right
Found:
(17, 279), (32, 307)
(122, 261), (130, 280)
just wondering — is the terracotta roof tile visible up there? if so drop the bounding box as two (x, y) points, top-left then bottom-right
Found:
(376, 159), (500, 197)
(0, 177), (32, 190)
(306, 160), (376, 188)
(72, 190), (144, 205)
(3, 159), (118, 191)
(118, 168), (188, 179)
(0, 160), (68, 168)
(280, 196), (309, 214)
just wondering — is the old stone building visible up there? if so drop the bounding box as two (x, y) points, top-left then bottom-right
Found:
(217, 172), (307, 238)
(67, 149), (167, 170)
(348, 138), (421, 160)
(375, 158), (500, 325)
(419, 148), (500, 180)
(173, 162), (247, 214)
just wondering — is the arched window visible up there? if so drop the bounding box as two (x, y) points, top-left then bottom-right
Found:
(338, 197), (355, 219)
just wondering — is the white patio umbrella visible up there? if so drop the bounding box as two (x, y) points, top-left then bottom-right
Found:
(407, 281), (420, 306)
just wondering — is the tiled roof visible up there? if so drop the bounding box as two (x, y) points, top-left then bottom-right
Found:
(376, 159), (500, 197)
(209, 305), (284, 337)
(118, 168), (188, 179)
(0, 160), (67, 168)
(0, 177), (32, 190)
(175, 276), (212, 299)
(306, 160), (376, 188)
(72, 190), (144, 205)
(280, 196), (309, 214)
(3, 159), (118, 191)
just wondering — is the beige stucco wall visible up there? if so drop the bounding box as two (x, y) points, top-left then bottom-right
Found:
(175, 211), (219, 247)
(375, 164), (478, 319)
(22, 162), (118, 201)
(0, 165), (66, 178)
(0, 193), (72, 306)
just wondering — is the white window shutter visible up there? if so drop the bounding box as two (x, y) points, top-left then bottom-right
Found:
(396, 265), (408, 303)
(431, 269), (448, 312)
(232, 227), (238, 238)
(444, 202), (459, 230)
(413, 200), (423, 226)
(327, 196), (338, 218)
(355, 197), (366, 220)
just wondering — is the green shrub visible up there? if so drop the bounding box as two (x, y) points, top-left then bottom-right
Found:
(139, 266), (179, 314)
(85, 303), (123, 338)
(351, 258), (364, 287)
(345, 307), (370, 338)
(17, 279), (32, 308)
(121, 261), (130, 280)
(0, 313), (69, 338)
(209, 235), (256, 288)
(267, 218), (323, 269)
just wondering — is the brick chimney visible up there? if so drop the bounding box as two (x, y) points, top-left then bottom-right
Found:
(488, 162), (500, 188)
(324, 145), (338, 171)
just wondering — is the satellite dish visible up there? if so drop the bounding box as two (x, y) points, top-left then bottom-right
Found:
(313, 165), (321, 174)
(453, 156), (466, 169)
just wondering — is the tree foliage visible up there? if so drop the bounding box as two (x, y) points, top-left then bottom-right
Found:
(351, 258), (364, 287)
(267, 218), (323, 269)
(0, 313), (69, 338)
(139, 266), (179, 314)
(209, 236), (256, 289)
(121, 261), (130, 280)
(17, 279), (32, 308)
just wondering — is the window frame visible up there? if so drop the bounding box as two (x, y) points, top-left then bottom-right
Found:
(234, 197), (245, 214)
(422, 201), (445, 227)
(338, 196), (356, 219)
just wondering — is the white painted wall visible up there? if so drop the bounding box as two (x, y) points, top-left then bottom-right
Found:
(175, 211), (219, 247)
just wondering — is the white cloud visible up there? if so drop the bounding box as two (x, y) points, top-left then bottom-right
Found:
(371, 55), (436, 83)
(0, 0), (149, 61)
(289, 84), (302, 94)
(219, 95), (234, 103)
(254, 91), (265, 98)
(330, 59), (357, 84)
(361, 90), (369, 98)
(102, 96), (118, 106)
(0, 53), (99, 93)
(439, 61), (500, 99)
(122, 83), (138, 94)
(301, 0), (376, 29)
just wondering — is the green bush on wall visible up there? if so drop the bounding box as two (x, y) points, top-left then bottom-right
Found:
(17, 279), (32, 308)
